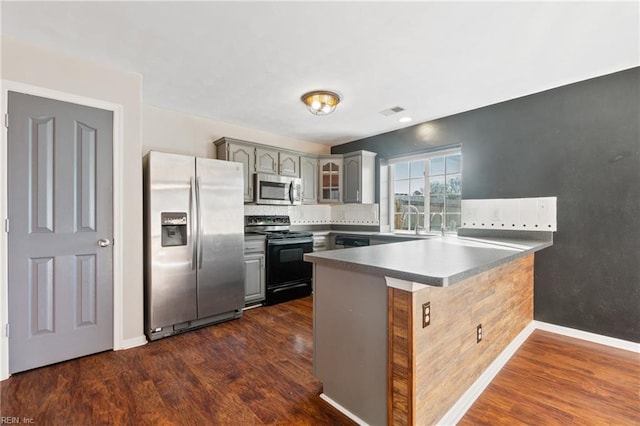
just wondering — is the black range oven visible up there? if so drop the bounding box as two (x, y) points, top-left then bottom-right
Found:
(265, 234), (313, 305)
(245, 216), (313, 305)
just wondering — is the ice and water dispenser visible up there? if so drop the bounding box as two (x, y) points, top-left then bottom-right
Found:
(161, 212), (188, 247)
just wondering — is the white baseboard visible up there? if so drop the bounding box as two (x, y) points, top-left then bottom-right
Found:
(534, 321), (640, 353)
(319, 393), (370, 426)
(117, 335), (147, 350)
(437, 321), (537, 425)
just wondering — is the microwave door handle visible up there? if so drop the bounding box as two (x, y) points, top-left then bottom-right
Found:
(289, 181), (294, 204)
(190, 177), (197, 270)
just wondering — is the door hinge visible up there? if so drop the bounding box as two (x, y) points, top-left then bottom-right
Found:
(4, 113), (8, 128)
(5, 323), (9, 338)
(4, 218), (8, 233)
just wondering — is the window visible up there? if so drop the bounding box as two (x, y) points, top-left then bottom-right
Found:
(389, 148), (462, 233)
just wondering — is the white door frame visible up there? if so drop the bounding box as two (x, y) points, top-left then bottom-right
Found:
(0, 80), (125, 380)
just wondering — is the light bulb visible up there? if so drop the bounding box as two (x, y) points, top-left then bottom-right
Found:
(301, 91), (341, 115)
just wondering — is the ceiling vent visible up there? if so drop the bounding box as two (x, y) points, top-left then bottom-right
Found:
(379, 106), (405, 117)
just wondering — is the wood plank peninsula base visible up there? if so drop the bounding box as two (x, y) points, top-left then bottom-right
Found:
(310, 247), (538, 425)
(387, 254), (533, 425)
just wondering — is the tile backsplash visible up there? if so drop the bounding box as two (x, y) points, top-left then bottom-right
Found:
(330, 204), (379, 225)
(243, 204), (379, 226)
(243, 204), (289, 217)
(461, 197), (557, 231)
(289, 204), (331, 224)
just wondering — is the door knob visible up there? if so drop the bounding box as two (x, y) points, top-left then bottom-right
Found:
(97, 238), (111, 247)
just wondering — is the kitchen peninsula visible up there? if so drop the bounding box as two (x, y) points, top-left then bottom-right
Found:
(304, 232), (552, 425)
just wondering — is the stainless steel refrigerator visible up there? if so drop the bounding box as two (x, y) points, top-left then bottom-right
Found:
(143, 151), (245, 341)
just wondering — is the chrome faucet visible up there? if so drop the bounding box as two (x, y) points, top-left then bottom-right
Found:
(401, 205), (423, 234)
(431, 212), (446, 236)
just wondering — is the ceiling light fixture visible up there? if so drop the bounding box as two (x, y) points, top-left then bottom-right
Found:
(398, 116), (412, 123)
(301, 90), (341, 116)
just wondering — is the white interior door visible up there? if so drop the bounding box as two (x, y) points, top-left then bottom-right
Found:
(7, 91), (114, 373)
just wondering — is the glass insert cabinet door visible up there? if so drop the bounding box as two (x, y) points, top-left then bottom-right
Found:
(319, 159), (341, 203)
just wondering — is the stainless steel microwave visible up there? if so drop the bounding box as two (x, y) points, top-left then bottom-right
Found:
(254, 173), (302, 205)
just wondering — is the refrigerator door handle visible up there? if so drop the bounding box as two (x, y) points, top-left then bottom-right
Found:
(190, 177), (197, 270)
(196, 176), (204, 269)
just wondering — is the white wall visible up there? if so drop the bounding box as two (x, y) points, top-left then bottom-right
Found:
(0, 37), (145, 374)
(142, 104), (330, 158)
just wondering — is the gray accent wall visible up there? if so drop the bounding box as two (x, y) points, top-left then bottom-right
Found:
(332, 67), (640, 343)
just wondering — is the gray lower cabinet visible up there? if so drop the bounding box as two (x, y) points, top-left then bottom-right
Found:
(244, 237), (266, 305)
(312, 234), (328, 252)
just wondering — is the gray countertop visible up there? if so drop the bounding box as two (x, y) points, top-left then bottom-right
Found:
(304, 235), (552, 287)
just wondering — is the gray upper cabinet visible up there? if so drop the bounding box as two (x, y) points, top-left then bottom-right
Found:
(343, 154), (361, 203)
(256, 147), (279, 175)
(318, 155), (343, 203)
(300, 155), (318, 204)
(343, 150), (377, 204)
(256, 147), (299, 177)
(215, 137), (256, 202)
(216, 136), (374, 204)
(279, 152), (300, 178)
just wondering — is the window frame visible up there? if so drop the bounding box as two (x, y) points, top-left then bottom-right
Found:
(386, 146), (462, 234)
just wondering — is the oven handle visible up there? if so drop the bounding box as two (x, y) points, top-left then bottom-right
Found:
(272, 283), (310, 293)
(266, 237), (314, 246)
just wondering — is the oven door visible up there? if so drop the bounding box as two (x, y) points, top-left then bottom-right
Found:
(266, 237), (313, 288)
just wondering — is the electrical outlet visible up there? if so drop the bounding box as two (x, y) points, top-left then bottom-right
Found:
(422, 302), (431, 328)
(476, 324), (483, 343)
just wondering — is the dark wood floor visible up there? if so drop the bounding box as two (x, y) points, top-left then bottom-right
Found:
(2, 297), (638, 425)
(460, 330), (640, 425)
(0, 296), (353, 425)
